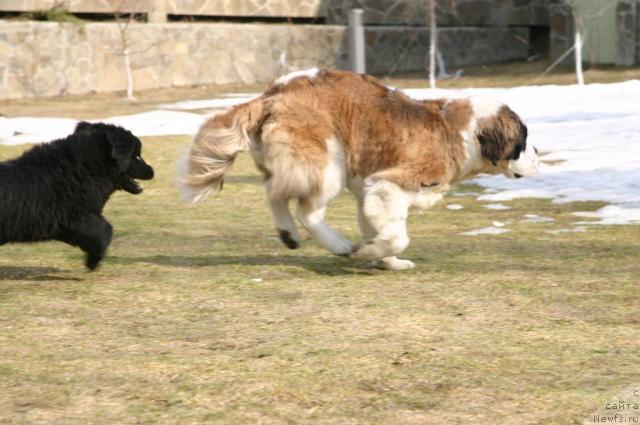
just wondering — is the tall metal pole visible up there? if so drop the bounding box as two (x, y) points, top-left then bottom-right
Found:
(348, 9), (366, 74)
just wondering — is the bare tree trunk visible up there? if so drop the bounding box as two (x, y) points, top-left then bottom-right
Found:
(428, 0), (437, 88)
(109, 0), (136, 99)
(123, 43), (134, 99)
(574, 29), (585, 86)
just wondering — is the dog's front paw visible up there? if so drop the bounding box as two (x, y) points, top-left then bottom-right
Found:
(350, 240), (385, 260)
(374, 257), (415, 271)
(332, 238), (354, 257)
(85, 255), (102, 271)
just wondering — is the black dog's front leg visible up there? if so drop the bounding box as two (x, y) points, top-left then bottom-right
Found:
(57, 214), (113, 270)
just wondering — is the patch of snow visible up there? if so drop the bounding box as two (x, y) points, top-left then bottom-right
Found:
(0, 111), (207, 145)
(446, 204), (464, 210)
(0, 117), (78, 145)
(522, 214), (555, 223)
(545, 226), (587, 234)
(483, 203), (512, 210)
(573, 206), (640, 225)
(459, 226), (511, 236)
(452, 191), (482, 197)
(159, 95), (257, 111)
(100, 110), (207, 137)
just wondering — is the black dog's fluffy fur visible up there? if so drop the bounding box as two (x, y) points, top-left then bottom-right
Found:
(0, 122), (154, 270)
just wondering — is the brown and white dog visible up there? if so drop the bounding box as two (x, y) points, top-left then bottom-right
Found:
(179, 69), (539, 270)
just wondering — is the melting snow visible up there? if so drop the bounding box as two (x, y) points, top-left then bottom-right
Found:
(459, 226), (511, 236)
(522, 214), (555, 223)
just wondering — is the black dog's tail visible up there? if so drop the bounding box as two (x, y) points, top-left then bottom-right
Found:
(177, 98), (265, 204)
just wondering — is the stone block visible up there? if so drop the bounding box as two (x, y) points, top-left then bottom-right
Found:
(163, 0), (325, 18)
(616, 1), (639, 65)
(0, 0), (58, 12)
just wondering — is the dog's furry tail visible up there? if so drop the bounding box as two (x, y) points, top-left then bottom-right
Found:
(177, 98), (265, 204)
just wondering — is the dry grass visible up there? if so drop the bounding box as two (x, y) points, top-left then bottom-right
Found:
(1, 136), (639, 424)
(1, 65), (640, 423)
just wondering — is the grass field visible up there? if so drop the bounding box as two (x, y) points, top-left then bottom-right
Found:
(2, 62), (640, 423)
(1, 134), (639, 424)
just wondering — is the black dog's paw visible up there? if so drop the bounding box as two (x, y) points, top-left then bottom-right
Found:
(85, 254), (103, 271)
(278, 229), (300, 249)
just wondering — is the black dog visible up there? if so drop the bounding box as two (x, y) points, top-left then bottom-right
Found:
(0, 122), (154, 270)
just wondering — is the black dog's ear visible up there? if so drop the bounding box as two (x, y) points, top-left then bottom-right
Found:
(74, 121), (95, 136)
(105, 128), (135, 173)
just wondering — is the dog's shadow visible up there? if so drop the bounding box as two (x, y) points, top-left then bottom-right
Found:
(113, 254), (379, 276)
(0, 266), (82, 281)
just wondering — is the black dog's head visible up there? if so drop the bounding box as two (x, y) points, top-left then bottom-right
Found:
(74, 122), (154, 194)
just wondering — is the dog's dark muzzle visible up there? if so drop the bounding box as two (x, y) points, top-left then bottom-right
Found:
(120, 159), (154, 194)
(130, 160), (154, 180)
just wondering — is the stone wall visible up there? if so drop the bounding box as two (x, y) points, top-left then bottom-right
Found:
(0, 20), (532, 99)
(366, 27), (530, 73)
(326, 0), (549, 26)
(0, 0), (544, 99)
(0, 21), (346, 99)
(616, 0), (640, 65)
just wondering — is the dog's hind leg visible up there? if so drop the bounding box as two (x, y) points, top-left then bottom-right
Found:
(268, 196), (300, 249)
(293, 138), (352, 256)
(296, 195), (352, 256)
(57, 214), (113, 270)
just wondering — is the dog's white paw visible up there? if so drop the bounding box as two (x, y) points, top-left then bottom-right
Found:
(351, 239), (387, 260)
(330, 237), (354, 257)
(374, 257), (415, 271)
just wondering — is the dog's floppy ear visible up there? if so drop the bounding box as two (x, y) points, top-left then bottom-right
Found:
(477, 107), (523, 166)
(103, 126), (135, 173)
(74, 121), (95, 136)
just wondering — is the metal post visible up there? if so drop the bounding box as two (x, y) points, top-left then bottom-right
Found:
(348, 9), (366, 74)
